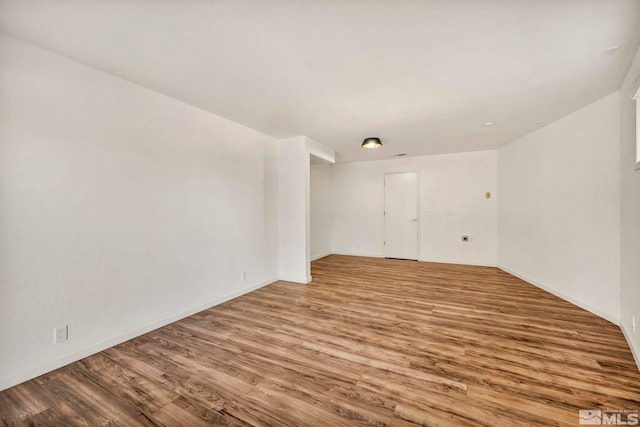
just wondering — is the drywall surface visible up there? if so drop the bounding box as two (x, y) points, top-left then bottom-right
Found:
(498, 92), (621, 322)
(0, 33), (279, 390)
(278, 137), (309, 283)
(331, 150), (497, 266)
(278, 136), (334, 282)
(310, 163), (332, 260)
(620, 43), (640, 365)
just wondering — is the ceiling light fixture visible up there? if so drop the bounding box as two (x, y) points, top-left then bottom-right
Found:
(361, 137), (382, 149)
(483, 122), (494, 127)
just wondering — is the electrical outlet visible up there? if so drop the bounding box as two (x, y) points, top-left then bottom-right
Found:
(241, 272), (247, 281)
(633, 316), (636, 332)
(462, 236), (470, 242)
(54, 325), (68, 344)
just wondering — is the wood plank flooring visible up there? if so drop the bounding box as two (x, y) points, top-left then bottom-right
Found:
(2, 255), (639, 426)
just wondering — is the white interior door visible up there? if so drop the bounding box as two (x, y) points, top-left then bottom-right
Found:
(384, 172), (418, 260)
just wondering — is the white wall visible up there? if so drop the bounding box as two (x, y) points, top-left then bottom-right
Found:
(278, 136), (335, 283)
(0, 33), (279, 390)
(310, 163), (332, 260)
(278, 137), (309, 283)
(331, 150), (497, 266)
(497, 92), (621, 323)
(620, 44), (640, 364)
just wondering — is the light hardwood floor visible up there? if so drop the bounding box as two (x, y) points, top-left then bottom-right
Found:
(2, 255), (639, 426)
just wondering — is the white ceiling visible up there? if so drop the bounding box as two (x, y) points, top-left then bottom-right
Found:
(1, 0), (639, 162)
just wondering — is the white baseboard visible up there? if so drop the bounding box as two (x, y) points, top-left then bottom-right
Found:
(497, 264), (619, 325)
(620, 323), (640, 372)
(0, 276), (277, 392)
(331, 250), (383, 258)
(419, 257), (497, 267)
(279, 275), (311, 284)
(311, 252), (331, 261)
(332, 252), (496, 268)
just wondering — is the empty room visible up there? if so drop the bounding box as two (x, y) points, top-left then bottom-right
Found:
(1, 1), (640, 426)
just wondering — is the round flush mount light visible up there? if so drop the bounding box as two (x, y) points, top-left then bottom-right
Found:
(361, 137), (383, 149)
(483, 122), (494, 127)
